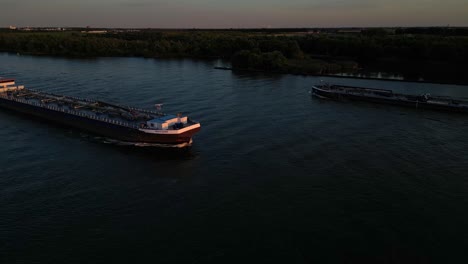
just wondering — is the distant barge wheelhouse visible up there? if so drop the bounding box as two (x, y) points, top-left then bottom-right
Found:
(0, 78), (201, 147)
(311, 83), (468, 113)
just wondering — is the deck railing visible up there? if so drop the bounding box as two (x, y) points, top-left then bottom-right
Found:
(1, 93), (141, 129)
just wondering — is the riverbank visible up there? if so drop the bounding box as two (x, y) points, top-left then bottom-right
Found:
(214, 62), (468, 86)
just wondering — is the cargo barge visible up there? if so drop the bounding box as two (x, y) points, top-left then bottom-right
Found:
(0, 78), (201, 147)
(312, 84), (468, 113)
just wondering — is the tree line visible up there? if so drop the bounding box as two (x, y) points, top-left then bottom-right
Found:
(0, 30), (467, 74)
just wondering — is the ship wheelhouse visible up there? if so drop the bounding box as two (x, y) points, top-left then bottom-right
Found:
(0, 78), (16, 87)
(0, 78), (24, 93)
(145, 114), (188, 130)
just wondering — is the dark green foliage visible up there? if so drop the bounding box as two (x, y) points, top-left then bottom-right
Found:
(0, 32), (148, 57)
(232, 50), (287, 71)
(361, 28), (390, 36)
(395, 27), (468, 36)
(257, 38), (303, 59)
(1, 31), (467, 63)
(296, 34), (468, 62)
(0, 30), (466, 76)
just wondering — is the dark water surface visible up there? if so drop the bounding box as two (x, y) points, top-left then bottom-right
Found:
(1, 53), (468, 263)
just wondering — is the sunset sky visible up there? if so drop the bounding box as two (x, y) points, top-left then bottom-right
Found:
(2, 0), (468, 28)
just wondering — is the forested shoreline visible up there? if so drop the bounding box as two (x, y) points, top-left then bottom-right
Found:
(1, 29), (467, 83)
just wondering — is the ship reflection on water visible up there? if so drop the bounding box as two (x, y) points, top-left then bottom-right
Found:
(81, 133), (198, 161)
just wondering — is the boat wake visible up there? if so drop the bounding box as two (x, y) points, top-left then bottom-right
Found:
(100, 138), (193, 148)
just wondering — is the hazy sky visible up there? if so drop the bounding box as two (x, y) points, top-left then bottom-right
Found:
(1, 0), (467, 28)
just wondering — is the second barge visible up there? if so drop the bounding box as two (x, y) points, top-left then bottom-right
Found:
(312, 84), (468, 113)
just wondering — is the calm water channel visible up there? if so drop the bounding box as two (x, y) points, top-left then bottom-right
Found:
(1, 53), (468, 263)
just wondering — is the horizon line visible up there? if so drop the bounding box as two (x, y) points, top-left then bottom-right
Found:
(3, 26), (468, 29)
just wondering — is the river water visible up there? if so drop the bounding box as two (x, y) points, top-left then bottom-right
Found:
(1, 53), (468, 263)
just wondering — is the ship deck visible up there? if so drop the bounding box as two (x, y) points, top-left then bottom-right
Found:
(0, 88), (193, 129)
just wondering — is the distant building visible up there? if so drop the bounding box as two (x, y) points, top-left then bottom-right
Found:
(9, 25), (17, 30)
(81, 30), (108, 34)
(43, 27), (66, 31)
